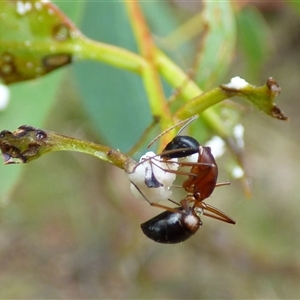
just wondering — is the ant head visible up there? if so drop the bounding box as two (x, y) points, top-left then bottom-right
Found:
(160, 135), (200, 159)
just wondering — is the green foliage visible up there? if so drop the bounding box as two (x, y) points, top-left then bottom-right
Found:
(0, 1), (297, 298)
(236, 5), (271, 79)
(0, 0), (287, 220)
(73, 2), (151, 152)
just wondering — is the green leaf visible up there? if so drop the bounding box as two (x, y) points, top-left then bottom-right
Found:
(53, 0), (86, 24)
(236, 6), (271, 80)
(73, 2), (151, 154)
(140, 1), (185, 60)
(286, 2), (300, 19)
(194, 2), (236, 89)
(0, 1), (88, 202)
(0, 0), (81, 84)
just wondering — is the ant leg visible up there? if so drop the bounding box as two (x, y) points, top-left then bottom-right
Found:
(167, 198), (181, 206)
(130, 181), (182, 214)
(215, 181), (230, 187)
(127, 150), (213, 180)
(194, 202), (236, 224)
(150, 198), (193, 214)
(152, 164), (197, 177)
(130, 181), (152, 204)
(151, 158), (215, 180)
(150, 197), (195, 213)
(150, 202), (181, 214)
(202, 210), (236, 224)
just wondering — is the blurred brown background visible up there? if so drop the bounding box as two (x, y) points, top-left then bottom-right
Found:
(0, 2), (300, 299)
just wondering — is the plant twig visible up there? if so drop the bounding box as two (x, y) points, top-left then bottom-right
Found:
(0, 125), (132, 169)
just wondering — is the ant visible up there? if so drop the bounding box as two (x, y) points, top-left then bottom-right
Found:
(140, 195), (234, 244)
(125, 116), (235, 243)
(140, 134), (236, 244)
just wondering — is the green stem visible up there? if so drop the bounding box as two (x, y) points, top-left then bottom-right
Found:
(174, 87), (228, 119)
(0, 126), (131, 169)
(45, 131), (131, 169)
(124, 0), (174, 147)
(75, 36), (145, 74)
(156, 49), (202, 101)
(156, 50), (232, 137)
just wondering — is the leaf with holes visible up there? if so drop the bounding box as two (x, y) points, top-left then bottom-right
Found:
(0, 0), (82, 84)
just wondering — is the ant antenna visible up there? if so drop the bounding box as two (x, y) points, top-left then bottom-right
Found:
(147, 115), (198, 149)
(176, 115), (198, 136)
